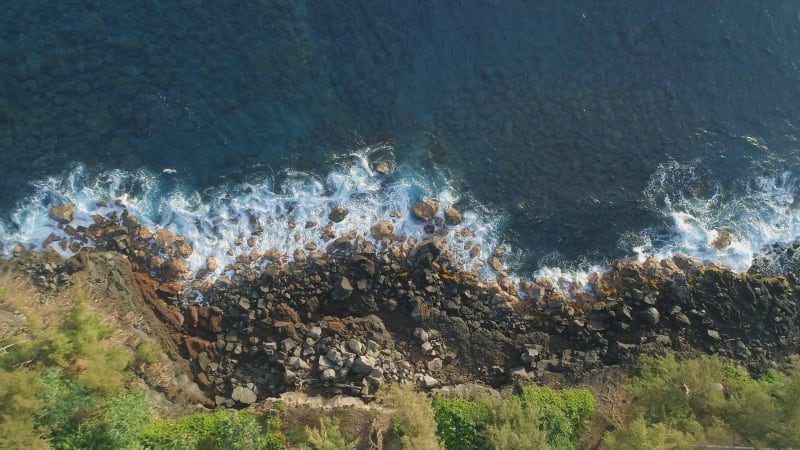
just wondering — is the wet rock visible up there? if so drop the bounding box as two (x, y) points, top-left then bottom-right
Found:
(711, 231), (733, 249)
(412, 199), (439, 222)
(49, 204), (75, 224)
(206, 256), (218, 272)
(444, 207), (463, 226)
(293, 248), (307, 262)
(328, 205), (349, 223)
(153, 228), (176, 248)
(374, 161), (389, 175)
(370, 221), (394, 240)
(176, 241), (193, 258)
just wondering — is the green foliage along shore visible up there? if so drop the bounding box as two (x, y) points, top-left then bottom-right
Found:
(431, 385), (594, 450)
(603, 353), (800, 449)
(3, 285), (799, 449)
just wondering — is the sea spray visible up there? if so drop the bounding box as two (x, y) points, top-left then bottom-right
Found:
(0, 146), (507, 281)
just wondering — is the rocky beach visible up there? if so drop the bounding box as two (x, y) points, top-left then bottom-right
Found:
(7, 192), (798, 411)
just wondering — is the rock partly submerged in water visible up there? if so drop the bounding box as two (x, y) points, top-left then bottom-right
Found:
(49, 204), (75, 224)
(412, 199), (439, 222)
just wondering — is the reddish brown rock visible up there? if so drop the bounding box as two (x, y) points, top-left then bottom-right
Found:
(157, 281), (182, 302)
(183, 336), (211, 359)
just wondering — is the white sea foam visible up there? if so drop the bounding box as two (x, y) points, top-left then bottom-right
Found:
(0, 145), (505, 280)
(531, 161), (800, 295)
(635, 161), (800, 272)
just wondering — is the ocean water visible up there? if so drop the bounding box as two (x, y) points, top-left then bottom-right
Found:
(3, 1), (800, 282)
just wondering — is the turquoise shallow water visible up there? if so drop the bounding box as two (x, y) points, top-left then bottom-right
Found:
(3, 1), (800, 276)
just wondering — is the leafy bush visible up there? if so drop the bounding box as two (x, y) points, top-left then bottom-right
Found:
(303, 416), (356, 450)
(432, 396), (491, 450)
(519, 386), (595, 449)
(1, 298), (132, 392)
(602, 416), (699, 450)
(604, 353), (800, 449)
(135, 340), (162, 365)
(0, 368), (49, 449)
(377, 383), (442, 450)
(481, 394), (548, 450)
(142, 409), (284, 450)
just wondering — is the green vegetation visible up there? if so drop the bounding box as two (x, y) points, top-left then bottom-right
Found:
(378, 383), (443, 450)
(432, 386), (593, 450)
(302, 416), (356, 450)
(135, 340), (162, 365)
(0, 291), (289, 449)
(142, 409), (285, 450)
(603, 353), (800, 449)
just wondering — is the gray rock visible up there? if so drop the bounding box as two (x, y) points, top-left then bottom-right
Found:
(351, 355), (379, 375)
(414, 328), (429, 343)
(231, 385), (258, 404)
(328, 205), (349, 223)
(347, 339), (364, 355)
(422, 374), (439, 388)
(332, 277), (353, 300)
(426, 358), (443, 372)
(421, 341), (434, 355)
(321, 368), (336, 381)
(707, 329), (721, 341)
(307, 326), (323, 340)
(640, 307), (660, 326)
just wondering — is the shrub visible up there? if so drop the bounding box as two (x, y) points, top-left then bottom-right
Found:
(432, 396), (491, 450)
(142, 409), (284, 450)
(481, 394), (548, 450)
(377, 384), (442, 450)
(602, 416), (699, 450)
(135, 340), (162, 365)
(0, 368), (49, 449)
(519, 386), (595, 449)
(303, 416), (356, 450)
(605, 352), (800, 449)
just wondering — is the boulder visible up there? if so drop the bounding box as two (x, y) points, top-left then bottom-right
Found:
(370, 220), (394, 240)
(640, 307), (660, 326)
(332, 277), (354, 300)
(711, 231), (733, 249)
(444, 207), (463, 226)
(412, 199), (439, 221)
(206, 256), (218, 272)
(351, 355), (379, 375)
(153, 228), (176, 248)
(231, 385), (258, 404)
(49, 204), (75, 224)
(328, 205), (349, 223)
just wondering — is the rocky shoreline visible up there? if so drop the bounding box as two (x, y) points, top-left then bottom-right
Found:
(7, 200), (800, 408)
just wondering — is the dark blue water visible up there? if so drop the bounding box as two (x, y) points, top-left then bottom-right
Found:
(3, 0), (800, 274)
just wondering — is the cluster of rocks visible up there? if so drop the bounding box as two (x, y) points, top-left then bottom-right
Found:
(21, 201), (800, 407)
(174, 238), (800, 406)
